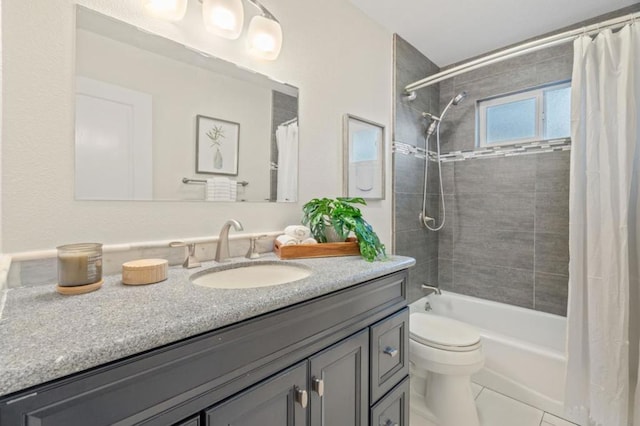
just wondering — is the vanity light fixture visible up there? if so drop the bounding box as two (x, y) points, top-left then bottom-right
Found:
(202, 0), (283, 59)
(143, 0), (283, 60)
(202, 0), (245, 40)
(142, 0), (188, 21)
(246, 14), (282, 60)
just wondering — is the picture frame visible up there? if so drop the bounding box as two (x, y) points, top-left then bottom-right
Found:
(343, 114), (385, 200)
(196, 115), (240, 175)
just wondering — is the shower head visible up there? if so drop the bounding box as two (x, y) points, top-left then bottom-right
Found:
(452, 91), (467, 105)
(424, 91), (469, 138)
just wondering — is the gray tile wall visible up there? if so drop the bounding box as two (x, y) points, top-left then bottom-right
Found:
(393, 35), (440, 303)
(437, 45), (572, 316)
(438, 152), (570, 315)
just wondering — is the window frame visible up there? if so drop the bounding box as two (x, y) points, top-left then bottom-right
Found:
(477, 81), (571, 148)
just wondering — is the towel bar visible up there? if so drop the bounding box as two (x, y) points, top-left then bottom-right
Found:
(182, 178), (248, 186)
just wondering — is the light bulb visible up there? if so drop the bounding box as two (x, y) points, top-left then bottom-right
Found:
(247, 15), (283, 60)
(203, 0), (244, 40)
(142, 0), (187, 21)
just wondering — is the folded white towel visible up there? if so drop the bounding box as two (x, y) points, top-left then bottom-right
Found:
(229, 181), (237, 202)
(206, 178), (238, 201)
(284, 225), (311, 240)
(276, 235), (299, 246)
(300, 238), (318, 245)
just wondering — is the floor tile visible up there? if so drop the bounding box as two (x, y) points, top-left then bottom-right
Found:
(542, 412), (578, 426)
(475, 388), (544, 426)
(410, 409), (437, 426)
(410, 391), (436, 421)
(471, 382), (483, 399)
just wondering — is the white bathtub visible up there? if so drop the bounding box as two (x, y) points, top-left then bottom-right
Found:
(410, 291), (573, 421)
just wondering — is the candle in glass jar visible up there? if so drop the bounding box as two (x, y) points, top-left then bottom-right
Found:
(57, 243), (103, 287)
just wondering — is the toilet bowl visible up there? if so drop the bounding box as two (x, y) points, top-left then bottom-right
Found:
(410, 312), (484, 426)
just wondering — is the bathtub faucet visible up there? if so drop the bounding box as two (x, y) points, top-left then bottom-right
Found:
(421, 284), (442, 295)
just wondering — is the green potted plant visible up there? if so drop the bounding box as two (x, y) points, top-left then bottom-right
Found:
(302, 197), (386, 262)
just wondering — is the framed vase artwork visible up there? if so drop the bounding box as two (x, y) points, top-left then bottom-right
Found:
(343, 114), (385, 200)
(196, 115), (240, 175)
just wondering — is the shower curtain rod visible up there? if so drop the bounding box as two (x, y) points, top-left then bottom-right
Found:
(404, 11), (640, 93)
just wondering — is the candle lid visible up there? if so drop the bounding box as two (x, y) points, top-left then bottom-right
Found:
(57, 243), (103, 251)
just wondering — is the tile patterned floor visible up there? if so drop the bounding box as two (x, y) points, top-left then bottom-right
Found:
(410, 382), (578, 426)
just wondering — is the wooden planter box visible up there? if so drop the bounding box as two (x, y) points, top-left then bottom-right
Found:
(274, 237), (360, 260)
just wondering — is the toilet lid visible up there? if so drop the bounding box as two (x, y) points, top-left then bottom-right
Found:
(410, 313), (481, 349)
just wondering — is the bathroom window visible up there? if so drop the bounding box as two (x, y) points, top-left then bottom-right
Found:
(477, 81), (571, 147)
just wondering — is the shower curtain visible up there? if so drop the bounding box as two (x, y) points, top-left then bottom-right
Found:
(276, 121), (298, 202)
(566, 24), (640, 426)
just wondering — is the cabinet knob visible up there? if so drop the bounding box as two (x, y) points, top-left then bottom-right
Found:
(383, 346), (399, 358)
(295, 387), (308, 408)
(383, 420), (398, 426)
(312, 377), (324, 397)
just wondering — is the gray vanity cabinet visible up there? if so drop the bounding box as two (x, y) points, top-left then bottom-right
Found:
(0, 269), (409, 426)
(206, 361), (308, 426)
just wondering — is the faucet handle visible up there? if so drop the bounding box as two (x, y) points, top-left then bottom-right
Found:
(169, 241), (201, 269)
(246, 235), (269, 259)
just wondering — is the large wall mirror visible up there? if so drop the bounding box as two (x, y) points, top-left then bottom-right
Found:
(75, 7), (299, 202)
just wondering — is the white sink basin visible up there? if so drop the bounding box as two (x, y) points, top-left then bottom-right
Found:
(191, 262), (311, 289)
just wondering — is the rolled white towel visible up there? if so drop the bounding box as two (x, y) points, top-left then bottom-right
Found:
(276, 235), (299, 246)
(284, 225), (311, 240)
(300, 238), (318, 245)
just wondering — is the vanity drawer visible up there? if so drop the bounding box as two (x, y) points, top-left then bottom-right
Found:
(370, 376), (409, 426)
(370, 308), (409, 403)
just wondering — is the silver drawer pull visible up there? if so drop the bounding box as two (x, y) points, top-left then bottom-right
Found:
(383, 420), (399, 426)
(383, 346), (399, 358)
(295, 387), (308, 408)
(312, 377), (324, 397)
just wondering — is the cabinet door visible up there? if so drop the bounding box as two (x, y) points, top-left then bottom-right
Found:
(206, 361), (308, 426)
(309, 330), (369, 426)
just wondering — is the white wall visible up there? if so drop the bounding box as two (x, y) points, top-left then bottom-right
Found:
(77, 29), (272, 201)
(2, 0), (393, 253)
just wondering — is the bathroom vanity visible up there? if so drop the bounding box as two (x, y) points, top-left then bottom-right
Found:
(0, 256), (413, 425)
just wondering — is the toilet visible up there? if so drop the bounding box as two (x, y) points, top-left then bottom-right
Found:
(409, 312), (484, 426)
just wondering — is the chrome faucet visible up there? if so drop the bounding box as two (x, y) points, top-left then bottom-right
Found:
(421, 284), (441, 312)
(215, 219), (244, 262)
(421, 284), (442, 295)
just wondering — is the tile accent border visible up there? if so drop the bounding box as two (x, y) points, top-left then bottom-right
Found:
(394, 137), (571, 162)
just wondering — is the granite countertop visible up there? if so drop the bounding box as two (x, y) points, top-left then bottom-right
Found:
(0, 254), (415, 398)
